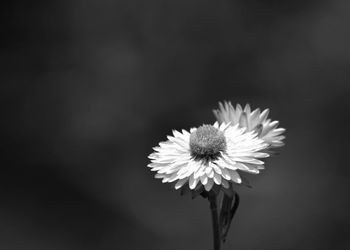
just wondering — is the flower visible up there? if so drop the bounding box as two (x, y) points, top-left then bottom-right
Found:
(213, 102), (285, 148)
(148, 122), (269, 192)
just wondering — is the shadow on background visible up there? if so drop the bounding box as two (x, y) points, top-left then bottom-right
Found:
(1, 0), (350, 249)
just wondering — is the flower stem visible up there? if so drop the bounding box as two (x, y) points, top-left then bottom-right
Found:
(208, 193), (221, 250)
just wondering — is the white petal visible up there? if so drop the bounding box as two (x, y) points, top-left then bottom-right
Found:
(168, 172), (181, 183)
(200, 175), (208, 185)
(204, 178), (214, 191)
(269, 120), (279, 129)
(213, 172), (222, 185)
(228, 170), (242, 183)
(213, 121), (219, 128)
(236, 104), (243, 113)
(219, 154), (238, 170)
(249, 109), (261, 129)
(177, 160), (199, 179)
(234, 162), (259, 174)
(176, 164), (190, 177)
(232, 157), (264, 165)
(172, 130), (183, 138)
(219, 122), (231, 131)
(211, 162), (222, 175)
(175, 178), (188, 189)
(186, 160), (200, 176)
(244, 104), (251, 114)
(155, 173), (166, 179)
(271, 128), (286, 135)
(158, 160), (186, 174)
(221, 179), (229, 189)
(182, 129), (191, 137)
(194, 163), (205, 179)
(206, 167), (214, 178)
(259, 109), (270, 123)
(205, 166), (212, 175)
(239, 112), (249, 130)
(189, 174), (199, 190)
(220, 168), (231, 180)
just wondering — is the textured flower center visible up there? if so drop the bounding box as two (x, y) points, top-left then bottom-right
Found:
(189, 125), (226, 161)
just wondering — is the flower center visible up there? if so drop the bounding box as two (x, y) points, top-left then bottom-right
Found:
(189, 125), (226, 161)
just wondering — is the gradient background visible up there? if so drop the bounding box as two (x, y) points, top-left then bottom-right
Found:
(2, 0), (350, 249)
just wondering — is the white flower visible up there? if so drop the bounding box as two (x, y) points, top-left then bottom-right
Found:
(213, 102), (285, 148)
(148, 122), (269, 192)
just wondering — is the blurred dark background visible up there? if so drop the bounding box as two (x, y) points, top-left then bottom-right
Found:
(1, 0), (350, 249)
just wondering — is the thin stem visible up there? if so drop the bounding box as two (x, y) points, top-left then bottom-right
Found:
(208, 193), (221, 250)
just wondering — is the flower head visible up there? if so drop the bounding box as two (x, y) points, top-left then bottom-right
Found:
(148, 122), (269, 192)
(213, 102), (285, 148)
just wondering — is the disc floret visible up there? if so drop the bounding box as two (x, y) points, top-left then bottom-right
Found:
(189, 125), (227, 162)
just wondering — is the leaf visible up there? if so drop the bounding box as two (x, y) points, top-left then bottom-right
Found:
(219, 192), (240, 243)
